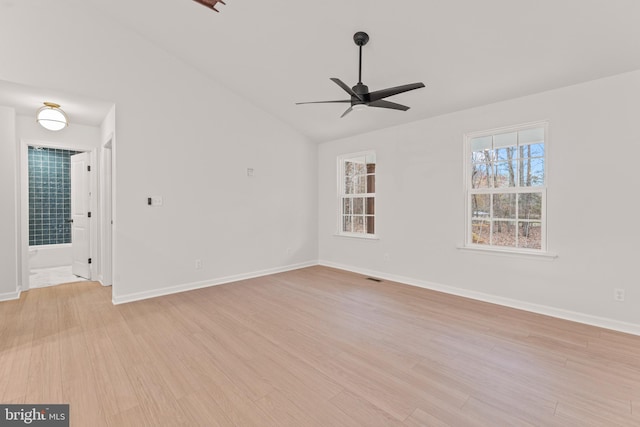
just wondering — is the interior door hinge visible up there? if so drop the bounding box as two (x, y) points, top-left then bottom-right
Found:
(88, 212), (92, 218)
(88, 258), (92, 264)
(87, 165), (91, 172)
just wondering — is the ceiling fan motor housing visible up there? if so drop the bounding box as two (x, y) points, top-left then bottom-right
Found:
(353, 31), (369, 46)
(352, 83), (370, 103)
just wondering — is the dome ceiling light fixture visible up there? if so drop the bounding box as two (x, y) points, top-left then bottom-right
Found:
(36, 102), (68, 131)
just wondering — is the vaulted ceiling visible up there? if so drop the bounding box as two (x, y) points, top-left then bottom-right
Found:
(5, 0), (640, 142)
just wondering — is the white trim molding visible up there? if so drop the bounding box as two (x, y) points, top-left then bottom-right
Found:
(318, 260), (640, 337)
(457, 245), (558, 260)
(112, 260), (317, 305)
(0, 288), (21, 302)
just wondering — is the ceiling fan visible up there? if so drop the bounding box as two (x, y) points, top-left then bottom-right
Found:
(297, 31), (425, 118)
(193, 0), (226, 12)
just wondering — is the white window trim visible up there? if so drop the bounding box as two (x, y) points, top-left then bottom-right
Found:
(462, 121), (553, 256)
(457, 245), (557, 259)
(333, 232), (380, 240)
(337, 150), (377, 239)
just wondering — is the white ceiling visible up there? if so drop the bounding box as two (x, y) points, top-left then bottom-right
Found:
(6, 1), (640, 141)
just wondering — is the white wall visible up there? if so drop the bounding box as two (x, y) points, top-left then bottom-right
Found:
(0, 2), (317, 302)
(0, 106), (18, 298)
(17, 115), (102, 149)
(101, 106), (116, 147)
(319, 70), (640, 332)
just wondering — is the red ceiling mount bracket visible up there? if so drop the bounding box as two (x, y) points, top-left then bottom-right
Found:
(193, 0), (226, 12)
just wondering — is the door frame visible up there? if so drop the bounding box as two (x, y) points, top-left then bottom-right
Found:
(19, 139), (98, 291)
(99, 135), (113, 287)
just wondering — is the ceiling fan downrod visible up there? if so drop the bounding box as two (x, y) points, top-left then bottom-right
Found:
(353, 31), (369, 85)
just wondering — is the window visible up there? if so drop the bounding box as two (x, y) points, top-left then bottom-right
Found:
(465, 123), (547, 251)
(338, 151), (376, 237)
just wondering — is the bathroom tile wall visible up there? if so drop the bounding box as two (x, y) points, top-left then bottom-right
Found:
(28, 146), (82, 246)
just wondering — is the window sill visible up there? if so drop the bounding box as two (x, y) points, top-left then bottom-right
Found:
(457, 245), (557, 260)
(334, 233), (380, 241)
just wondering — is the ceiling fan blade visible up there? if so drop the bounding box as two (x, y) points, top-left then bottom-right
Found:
(296, 100), (351, 105)
(193, 0), (225, 12)
(340, 106), (353, 118)
(368, 82), (425, 102)
(330, 78), (362, 100)
(368, 99), (410, 111)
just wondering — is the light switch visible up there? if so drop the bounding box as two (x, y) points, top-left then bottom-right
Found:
(149, 196), (163, 206)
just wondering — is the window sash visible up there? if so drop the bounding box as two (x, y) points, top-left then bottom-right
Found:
(467, 189), (546, 250)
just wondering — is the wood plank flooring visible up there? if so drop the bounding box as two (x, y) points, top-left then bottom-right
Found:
(1, 266), (639, 426)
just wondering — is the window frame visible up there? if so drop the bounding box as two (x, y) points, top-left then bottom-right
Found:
(336, 150), (377, 239)
(463, 121), (549, 254)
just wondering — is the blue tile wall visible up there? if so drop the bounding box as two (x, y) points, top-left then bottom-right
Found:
(28, 147), (83, 246)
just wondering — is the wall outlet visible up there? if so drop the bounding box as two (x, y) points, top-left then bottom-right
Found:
(614, 288), (625, 302)
(285, 248), (292, 256)
(195, 259), (202, 270)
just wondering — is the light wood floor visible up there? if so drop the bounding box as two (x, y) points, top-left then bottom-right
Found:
(1, 266), (639, 426)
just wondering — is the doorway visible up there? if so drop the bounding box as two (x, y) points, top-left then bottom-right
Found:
(27, 146), (90, 288)
(20, 140), (100, 290)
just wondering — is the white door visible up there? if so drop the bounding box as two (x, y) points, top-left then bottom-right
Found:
(71, 152), (91, 279)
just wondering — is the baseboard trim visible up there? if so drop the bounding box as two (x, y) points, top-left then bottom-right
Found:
(110, 258), (640, 336)
(97, 278), (112, 287)
(0, 288), (21, 302)
(112, 260), (317, 305)
(318, 260), (640, 337)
